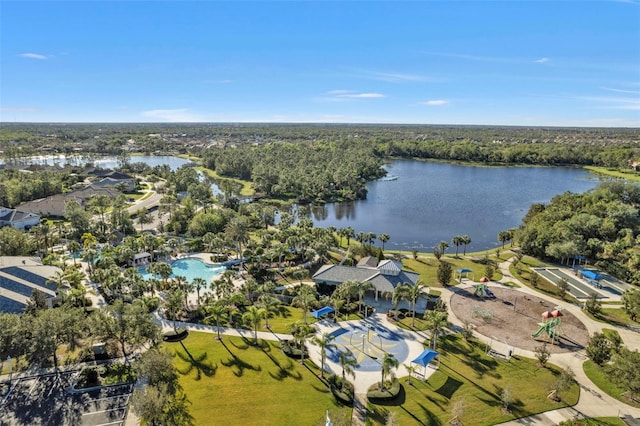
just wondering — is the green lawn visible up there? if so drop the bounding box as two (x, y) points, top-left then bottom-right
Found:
(583, 360), (640, 408)
(264, 305), (316, 334)
(509, 258), (579, 304)
(584, 166), (640, 183)
(586, 308), (637, 328)
(196, 166), (255, 196)
(164, 332), (352, 426)
(401, 256), (503, 287)
(367, 335), (580, 426)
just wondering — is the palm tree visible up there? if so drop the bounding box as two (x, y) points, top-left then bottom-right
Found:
(391, 284), (409, 317)
(403, 363), (418, 386)
(223, 292), (246, 327)
(378, 233), (390, 251)
(338, 350), (357, 392)
(381, 353), (399, 391)
(290, 321), (313, 364)
(192, 278), (207, 307)
(405, 281), (429, 327)
(257, 294), (280, 329)
(461, 235), (472, 256)
(313, 332), (337, 378)
(242, 305), (267, 343)
(437, 241), (449, 256)
(353, 281), (374, 316)
(292, 285), (317, 324)
(451, 235), (464, 256)
(211, 274), (234, 301)
(136, 207), (152, 232)
(344, 227), (355, 246)
(67, 240), (81, 266)
(225, 217), (249, 260)
(424, 310), (449, 350)
(164, 289), (184, 332)
(204, 301), (228, 340)
(498, 230), (512, 249)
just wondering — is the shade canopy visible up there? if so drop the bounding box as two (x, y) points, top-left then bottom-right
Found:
(310, 306), (335, 319)
(411, 349), (439, 367)
(457, 269), (472, 273)
(582, 270), (602, 281)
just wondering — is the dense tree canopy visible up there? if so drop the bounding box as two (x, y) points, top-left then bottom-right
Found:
(518, 181), (640, 284)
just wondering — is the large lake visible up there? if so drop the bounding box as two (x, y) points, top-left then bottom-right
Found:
(7, 154), (604, 251)
(306, 160), (603, 252)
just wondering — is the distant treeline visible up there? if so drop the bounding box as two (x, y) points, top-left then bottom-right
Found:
(2, 123), (639, 204)
(374, 139), (638, 167)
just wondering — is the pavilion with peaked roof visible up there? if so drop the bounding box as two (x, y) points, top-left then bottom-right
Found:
(312, 259), (420, 301)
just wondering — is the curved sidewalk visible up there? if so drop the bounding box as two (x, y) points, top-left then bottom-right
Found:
(442, 258), (640, 425)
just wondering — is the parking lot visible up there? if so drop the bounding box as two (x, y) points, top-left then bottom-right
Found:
(0, 371), (133, 426)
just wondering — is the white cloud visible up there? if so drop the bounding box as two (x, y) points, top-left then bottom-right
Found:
(141, 108), (202, 122)
(420, 100), (449, 106)
(325, 90), (385, 100)
(601, 86), (640, 94)
(345, 93), (385, 99)
(535, 57), (550, 63)
(19, 53), (48, 60)
(354, 70), (432, 83)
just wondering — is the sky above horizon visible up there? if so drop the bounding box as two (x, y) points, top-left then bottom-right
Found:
(1, 1), (639, 127)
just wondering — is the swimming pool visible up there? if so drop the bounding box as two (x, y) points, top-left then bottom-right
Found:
(140, 257), (226, 283)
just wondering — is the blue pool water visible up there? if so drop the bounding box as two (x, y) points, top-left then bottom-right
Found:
(140, 257), (225, 283)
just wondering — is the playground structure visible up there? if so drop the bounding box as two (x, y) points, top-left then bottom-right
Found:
(473, 283), (496, 299)
(472, 305), (494, 322)
(531, 309), (564, 344)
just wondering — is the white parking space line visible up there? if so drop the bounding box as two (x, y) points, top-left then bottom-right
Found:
(94, 422), (124, 426)
(82, 407), (126, 416)
(87, 395), (129, 403)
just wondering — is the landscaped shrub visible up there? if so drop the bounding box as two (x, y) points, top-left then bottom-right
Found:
(327, 374), (354, 405)
(163, 327), (188, 342)
(280, 339), (306, 359)
(367, 378), (401, 402)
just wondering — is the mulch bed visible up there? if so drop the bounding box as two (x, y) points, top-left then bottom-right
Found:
(450, 286), (589, 354)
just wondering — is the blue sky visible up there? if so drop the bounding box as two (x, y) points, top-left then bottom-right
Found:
(1, 1), (639, 126)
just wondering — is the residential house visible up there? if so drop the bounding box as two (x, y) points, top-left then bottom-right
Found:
(0, 207), (41, 230)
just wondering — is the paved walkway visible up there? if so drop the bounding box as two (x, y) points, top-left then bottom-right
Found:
(155, 257), (640, 425)
(444, 258), (640, 425)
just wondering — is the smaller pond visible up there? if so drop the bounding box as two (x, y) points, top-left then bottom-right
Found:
(139, 257), (226, 283)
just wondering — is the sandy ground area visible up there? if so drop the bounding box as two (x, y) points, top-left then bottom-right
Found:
(450, 286), (589, 354)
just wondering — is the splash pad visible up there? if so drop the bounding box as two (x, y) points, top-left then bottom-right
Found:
(326, 322), (410, 371)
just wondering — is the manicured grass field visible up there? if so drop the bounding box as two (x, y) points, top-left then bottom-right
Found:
(583, 360), (640, 408)
(367, 335), (580, 425)
(264, 305), (316, 334)
(587, 308), (637, 328)
(164, 332), (352, 425)
(401, 256), (503, 287)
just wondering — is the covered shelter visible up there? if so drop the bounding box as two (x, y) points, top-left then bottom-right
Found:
(310, 306), (335, 319)
(582, 270), (603, 288)
(456, 268), (473, 283)
(411, 349), (439, 379)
